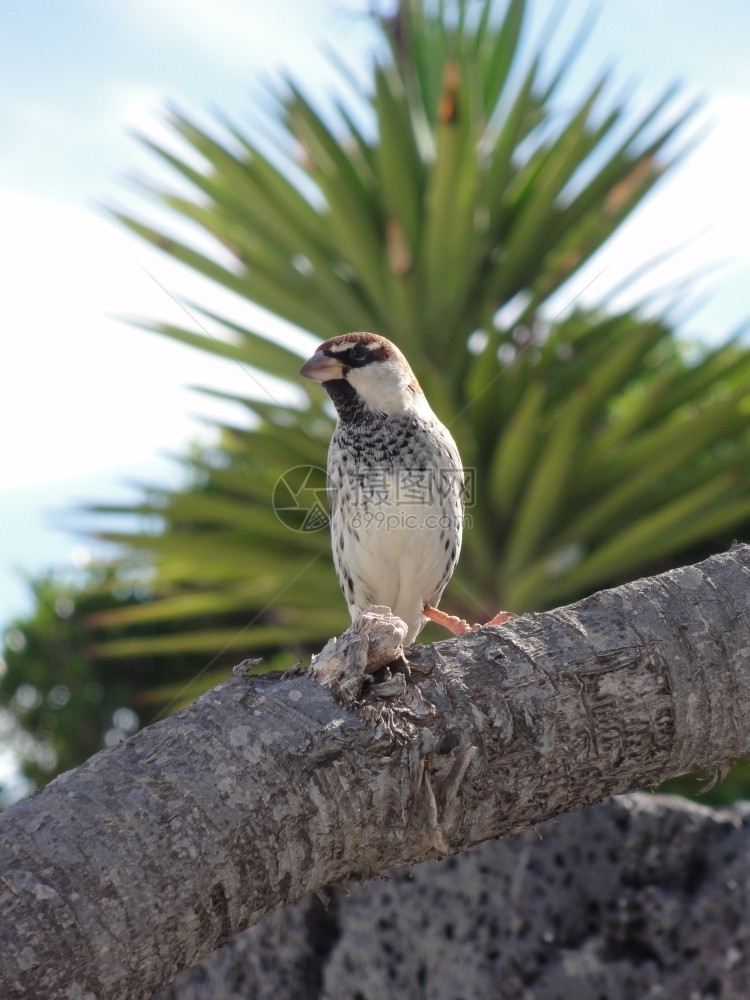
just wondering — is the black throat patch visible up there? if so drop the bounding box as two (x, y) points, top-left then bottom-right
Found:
(323, 379), (379, 424)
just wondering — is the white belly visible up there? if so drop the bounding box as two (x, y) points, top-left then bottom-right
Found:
(330, 471), (462, 642)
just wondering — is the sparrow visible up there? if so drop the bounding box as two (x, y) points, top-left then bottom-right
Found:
(300, 332), (510, 643)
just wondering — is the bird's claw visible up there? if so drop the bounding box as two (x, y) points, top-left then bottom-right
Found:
(483, 611), (518, 627)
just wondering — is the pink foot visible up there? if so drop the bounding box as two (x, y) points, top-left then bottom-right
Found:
(423, 605), (517, 636)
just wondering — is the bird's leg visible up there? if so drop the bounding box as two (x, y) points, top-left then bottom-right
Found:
(423, 605), (473, 635)
(423, 605), (518, 636)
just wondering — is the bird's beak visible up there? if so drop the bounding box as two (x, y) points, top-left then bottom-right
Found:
(299, 350), (344, 383)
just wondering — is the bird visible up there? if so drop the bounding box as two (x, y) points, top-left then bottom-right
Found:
(300, 332), (514, 643)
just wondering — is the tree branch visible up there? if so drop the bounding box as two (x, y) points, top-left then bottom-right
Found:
(2, 545), (750, 999)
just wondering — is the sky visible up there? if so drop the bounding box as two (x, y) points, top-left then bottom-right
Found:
(1, 0), (750, 635)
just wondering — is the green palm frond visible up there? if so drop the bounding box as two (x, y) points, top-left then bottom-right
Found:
(84, 0), (750, 668)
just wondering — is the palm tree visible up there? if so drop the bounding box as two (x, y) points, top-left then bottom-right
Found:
(79, 0), (750, 692)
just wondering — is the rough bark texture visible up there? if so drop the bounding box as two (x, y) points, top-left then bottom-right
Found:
(158, 793), (750, 1000)
(1, 546), (750, 999)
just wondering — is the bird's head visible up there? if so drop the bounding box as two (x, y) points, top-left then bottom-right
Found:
(300, 332), (424, 418)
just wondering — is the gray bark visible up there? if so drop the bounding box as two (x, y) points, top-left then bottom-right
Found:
(1, 545), (750, 999)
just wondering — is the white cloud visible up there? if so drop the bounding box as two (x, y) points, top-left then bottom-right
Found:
(0, 190), (309, 491)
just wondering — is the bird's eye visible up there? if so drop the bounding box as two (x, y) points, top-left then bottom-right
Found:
(348, 344), (369, 363)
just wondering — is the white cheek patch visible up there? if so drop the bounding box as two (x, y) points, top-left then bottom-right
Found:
(347, 359), (414, 416)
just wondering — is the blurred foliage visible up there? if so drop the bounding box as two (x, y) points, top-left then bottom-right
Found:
(0, 563), (284, 803)
(3, 0), (750, 804)
(658, 769), (750, 809)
